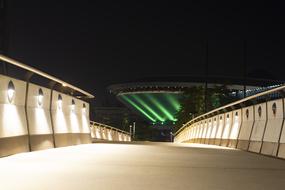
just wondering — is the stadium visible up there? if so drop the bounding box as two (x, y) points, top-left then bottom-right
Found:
(108, 76), (282, 128)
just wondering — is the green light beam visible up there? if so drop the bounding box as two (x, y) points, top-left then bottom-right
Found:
(120, 95), (156, 122)
(132, 94), (165, 122)
(145, 94), (177, 121)
(164, 93), (181, 111)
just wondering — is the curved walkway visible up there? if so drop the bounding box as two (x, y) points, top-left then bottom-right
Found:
(0, 142), (285, 190)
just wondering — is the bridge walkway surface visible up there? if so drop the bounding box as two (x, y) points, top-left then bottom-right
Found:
(0, 142), (285, 190)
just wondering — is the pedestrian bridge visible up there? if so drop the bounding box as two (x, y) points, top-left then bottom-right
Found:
(1, 142), (285, 190)
(0, 55), (285, 189)
(175, 83), (285, 160)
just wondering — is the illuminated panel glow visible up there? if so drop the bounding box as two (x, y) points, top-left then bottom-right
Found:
(119, 92), (182, 123)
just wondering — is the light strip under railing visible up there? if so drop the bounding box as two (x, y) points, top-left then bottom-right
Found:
(90, 121), (130, 135)
(175, 83), (285, 135)
(0, 54), (94, 98)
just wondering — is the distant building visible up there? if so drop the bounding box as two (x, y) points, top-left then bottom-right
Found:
(93, 107), (141, 131)
(108, 76), (283, 141)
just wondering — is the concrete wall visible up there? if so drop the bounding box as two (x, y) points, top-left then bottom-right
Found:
(221, 112), (233, 146)
(228, 109), (242, 148)
(0, 73), (93, 158)
(205, 118), (213, 144)
(215, 114), (225, 145)
(248, 103), (267, 153)
(261, 99), (283, 156)
(26, 83), (54, 151)
(0, 75), (29, 157)
(237, 106), (254, 150)
(197, 121), (203, 143)
(174, 96), (285, 160)
(201, 120), (208, 143)
(90, 122), (131, 142)
(209, 116), (218, 144)
(51, 91), (91, 147)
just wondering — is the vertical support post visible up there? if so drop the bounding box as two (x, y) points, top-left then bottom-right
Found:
(276, 92), (285, 157)
(259, 101), (269, 153)
(133, 122), (136, 139)
(236, 107), (243, 149)
(129, 125), (132, 141)
(24, 81), (32, 152)
(247, 105), (256, 151)
(49, 89), (56, 148)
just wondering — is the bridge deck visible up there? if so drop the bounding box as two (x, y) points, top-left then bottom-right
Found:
(0, 142), (285, 190)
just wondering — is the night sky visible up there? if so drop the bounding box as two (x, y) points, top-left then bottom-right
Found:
(4, 1), (285, 105)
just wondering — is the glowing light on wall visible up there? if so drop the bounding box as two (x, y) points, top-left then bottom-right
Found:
(71, 99), (75, 112)
(57, 94), (62, 110)
(70, 110), (80, 132)
(216, 116), (224, 138)
(38, 88), (44, 107)
(7, 81), (15, 103)
(230, 114), (240, 139)
(222, 115), (231, 139)
(107, 130), (113, 141)
(210, 119), (218, 138)
(96, 128), (101, 139)
(102, 128), (107, 140)
(55, 108), (68, 133)
(82, 103), (86, 114)
(33, 108), (51, 134)
(2, 104), (26, 137)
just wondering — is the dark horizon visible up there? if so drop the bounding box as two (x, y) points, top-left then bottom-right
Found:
(2, 1), (285, 105)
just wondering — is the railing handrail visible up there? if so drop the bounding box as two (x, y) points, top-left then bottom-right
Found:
(175, 83), (285, 136)
(0, 54), (94, 98)
(90, 121), (130, 135)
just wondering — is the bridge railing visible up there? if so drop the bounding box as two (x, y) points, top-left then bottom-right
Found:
(90, 121), (131, 142)
(0, 55), (94, 157)
(174, 83), (285, 159)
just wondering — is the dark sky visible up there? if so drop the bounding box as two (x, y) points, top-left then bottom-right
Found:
(4, 1), (285, 105)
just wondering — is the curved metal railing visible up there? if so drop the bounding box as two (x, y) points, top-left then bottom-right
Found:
(90, 121), (131, 142)
(90, 121), (130, 135)
(0, 54), (94, 98)
(175, 83), (284, 136)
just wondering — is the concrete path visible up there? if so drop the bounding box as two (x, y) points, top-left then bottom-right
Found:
(0, 142), (285, 190)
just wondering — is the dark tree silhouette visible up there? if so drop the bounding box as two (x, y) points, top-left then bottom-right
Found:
(174, 85), (238, 132)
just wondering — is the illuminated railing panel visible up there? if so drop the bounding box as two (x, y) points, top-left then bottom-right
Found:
(90, 121), (131, 142)
(174, 84), (285, 159)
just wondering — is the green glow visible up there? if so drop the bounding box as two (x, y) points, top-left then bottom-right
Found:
(165, 94), (181, 111)
(132, 95), (165, 122)
(119, 92), (182, 123)
(144, 94), (177, 121)
(121, 96), (156, 122)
